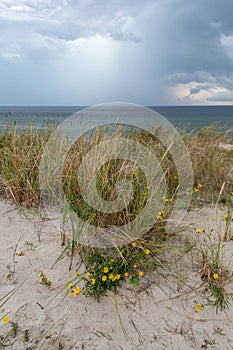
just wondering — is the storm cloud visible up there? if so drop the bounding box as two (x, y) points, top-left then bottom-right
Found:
(0, 0), (233, 105)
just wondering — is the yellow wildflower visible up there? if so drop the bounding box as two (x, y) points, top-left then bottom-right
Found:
(111, 259), (115, 263)
(112, 237), (117, 242)
(213, 273), (219, 280)
(156, 215), (163, 220)
(173, 175), (178, 179)
(85, 272), (90, 277)
(194, 303), (203, 311)
(133, 264), (137, 268)
(116, 274), (121, 280)
(231, 191), (233, 195)
(2, 316), (9, 324)
(102, 275), (107, 281)
(131, 242), (137, 248)
(194, 188), (199, 192)
(138, 271), (144, 277)
(145, 249), (151, 255)
(124, 272), (129, 277)
(224, 213), (228, 219)
(196, 228), (204, 233)
(74, 272), (78, 278)
(67, 283), (73, 289)
(73, 286), (81, 297)
(109, 274), (114, 280)
(198, 183), (203, 187)
(90, 278), (95, 285)
(103, 267), (109, 273)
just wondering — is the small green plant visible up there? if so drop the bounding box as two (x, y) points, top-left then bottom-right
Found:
(39, 271), (52, 287)
(23, 329), (30, 343)
(198, 227), (232, 312)
(11, 322), (18, 338)
(129, 276), (139, 287)
(65, 242), (155, 301)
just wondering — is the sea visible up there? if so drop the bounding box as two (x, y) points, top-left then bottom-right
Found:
(0, 105), (233, 135)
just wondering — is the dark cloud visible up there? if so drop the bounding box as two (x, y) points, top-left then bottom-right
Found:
(189, 84), (215, 96)
(0, 0), (233, 104)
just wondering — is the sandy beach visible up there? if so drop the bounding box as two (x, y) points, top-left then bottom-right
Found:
(1, 198), (233, 350)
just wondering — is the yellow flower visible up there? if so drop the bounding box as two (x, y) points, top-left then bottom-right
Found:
(124, 272), (129, 277)
(198, 183), (203, 187)
(131, 242), (137, 248)
(112, 237), (117, 242)
(67, 283), (73, 289)
(73, 286), (81, 296)
(156, 215), (163, 220)
(196, 228), (204, 233)
(90, 278), (95, 285)
(116, 274), (121, 280)
(231, 191), (233, 195)
(145, 249), (151, 255)
(140, 239), (145, 244)
(173, 175), (178, 179)
(194, 303), (203, 312)
(138, 271), (144, 277)
(213, 273), (219, 280)
(103, 267), (109, 273)
(109, 274), (114, 280)
(134, 171), (139, 177)
(194, 188), (199, 192)
(85, 272), (90, 277)
(224, 213), (228, 219)
(74, 272), (78, 278)
(133, 264), (137, 268)
(111, 259), (115, 263)
(2, 316), (9, 324)
(102, 275), (107, 281)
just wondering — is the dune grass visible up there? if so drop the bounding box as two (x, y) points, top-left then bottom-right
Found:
(1, 121), (233, 306)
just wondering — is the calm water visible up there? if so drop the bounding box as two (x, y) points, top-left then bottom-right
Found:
(0, 105), (233, 133)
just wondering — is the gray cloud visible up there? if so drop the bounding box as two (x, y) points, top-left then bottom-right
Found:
(1, 0), (233, 104)
(189, 84), (215, 96)
(208, 91), (233, 102)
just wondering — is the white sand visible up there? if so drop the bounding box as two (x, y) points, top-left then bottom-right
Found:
(1, 199), (233, 350)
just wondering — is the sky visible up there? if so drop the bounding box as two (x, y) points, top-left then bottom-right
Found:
(1, 0), (233, 105)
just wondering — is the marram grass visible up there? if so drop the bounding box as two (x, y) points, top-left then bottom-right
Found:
(1, 121), (233, 308)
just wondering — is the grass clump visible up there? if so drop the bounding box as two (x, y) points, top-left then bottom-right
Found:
(0, 123), (55, 207)
(197, 226), (232, 312)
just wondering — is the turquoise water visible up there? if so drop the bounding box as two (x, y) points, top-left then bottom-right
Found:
(0, 105), (233, 133)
